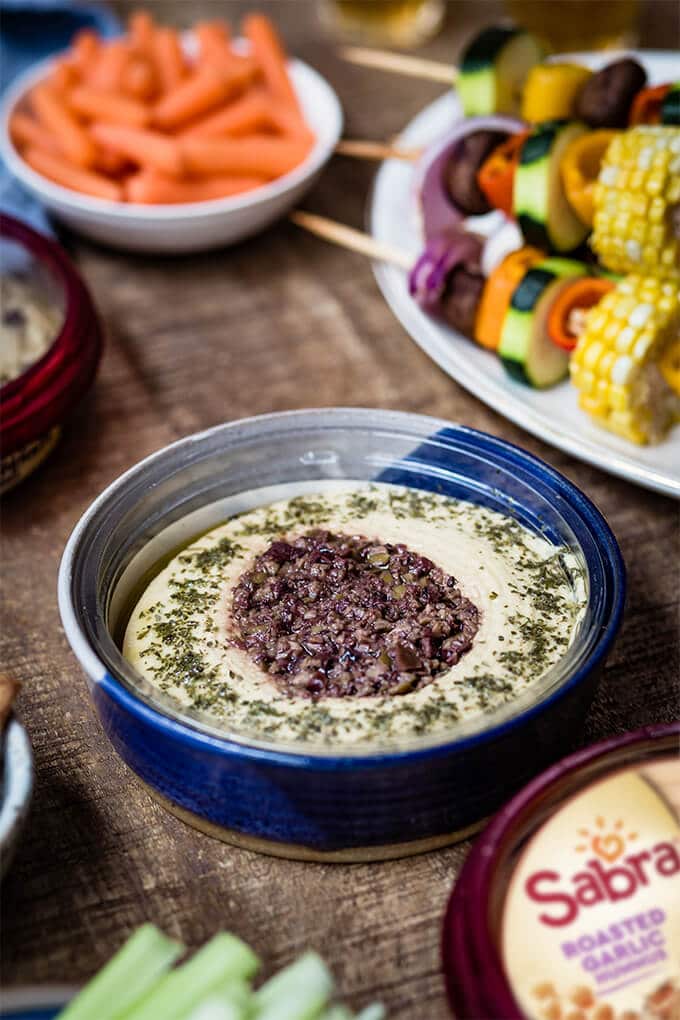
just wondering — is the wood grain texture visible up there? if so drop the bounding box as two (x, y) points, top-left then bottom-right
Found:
(1, 3), (679, 1017)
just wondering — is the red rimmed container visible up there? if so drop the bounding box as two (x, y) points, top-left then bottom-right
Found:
(443, 722), (680, 1019)
(0, 214), (103, 492)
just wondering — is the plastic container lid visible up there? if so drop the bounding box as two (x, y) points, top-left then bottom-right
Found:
(443, 722), (680, 1019)
(0, 213), (103, 458)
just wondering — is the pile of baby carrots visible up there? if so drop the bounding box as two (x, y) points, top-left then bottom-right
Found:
(9, 11), (316, 204)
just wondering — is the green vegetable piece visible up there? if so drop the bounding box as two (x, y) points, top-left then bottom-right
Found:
(514, 121), (590, 252)
(458, 26), (544, 117)
(57, 924), (183, 1020)
(123, 933), (260, 1020)
(187, 1002), (245, 1020)
(318, 1008), (353, 1020)
(661, 83), (680, 124)
(254, 951), (334, 1020)
(355, 1007), (386, 1020)
(499, 258), (585, 387)
(186, 980), (252, 1020)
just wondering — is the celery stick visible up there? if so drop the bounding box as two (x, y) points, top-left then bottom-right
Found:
(254, 952), (334, 1020)
(185, 1007), (242, 1020)
(185, 978), (252, 1020)
(185, 994), (247, 1020)
(57, 924), (183, 1020)
(355, 1006), (385, 1020)
(318, 1007), (353, 1020)
(122, 933), (259, 1020)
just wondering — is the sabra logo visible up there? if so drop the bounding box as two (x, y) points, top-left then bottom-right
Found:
(575, 816), (638, 863)
(524, 816), (680, 928)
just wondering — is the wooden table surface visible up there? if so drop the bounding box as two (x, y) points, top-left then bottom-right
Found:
(2, 2), (679, 1016)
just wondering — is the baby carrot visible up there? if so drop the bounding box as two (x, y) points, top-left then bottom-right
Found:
(50, 60), (79, 92)
(181, 91), (271, 138)
(154, 27), (186, 93)
(129, 9), (156, 51)
(181, 134), (311, 178)
(88, 38), (130, 92)
(89, 122), (185, 176)
(126, 169), (265, 203)
(70, 29), (100, 76)
(153, 64), (253, 130)
(123, 56), (158, 100)
(30, 84), (96, 167)
(93, 146), (130, 176)
(195, 21), (234, 68)
(242, 14), (299, 110)
(9, 112), (61, 155)
(267, 104), (315, 144)
(22, 145), (123, 201)
(68, 86), (150, 128)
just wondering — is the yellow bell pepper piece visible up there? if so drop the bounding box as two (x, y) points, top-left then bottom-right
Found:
(521, 63), (592, 123)
(561, 130), (619, 228)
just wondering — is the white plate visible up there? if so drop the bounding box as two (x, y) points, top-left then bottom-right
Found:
(369, 50), (680, 499)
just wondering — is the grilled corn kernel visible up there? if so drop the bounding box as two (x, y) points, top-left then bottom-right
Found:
(570, 274), (680, 443)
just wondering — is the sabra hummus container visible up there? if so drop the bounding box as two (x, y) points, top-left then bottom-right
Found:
(0, 214), (102, 493)
(58, 409), (625, 862)
(443, 722), (680, 1020)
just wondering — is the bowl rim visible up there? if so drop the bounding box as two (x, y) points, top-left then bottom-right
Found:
(0, 213), (103, 453)
(0, 717), (34, 861)
(58, 408), (626, 764)
(0, 46), (343, 220)
(441, 720), (680, 1020)
(0, 985), (76, 1014)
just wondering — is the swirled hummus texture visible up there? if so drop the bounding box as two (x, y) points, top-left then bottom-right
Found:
(123, 484), (586, 746)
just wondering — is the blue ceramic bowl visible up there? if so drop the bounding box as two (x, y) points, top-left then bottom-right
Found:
(58, 409), (625, 861)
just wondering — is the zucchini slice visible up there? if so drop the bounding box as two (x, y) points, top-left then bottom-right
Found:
(458, 26), (544, 118)
(499, 257), (588, 387)
(661, 83), (680, 125)
(514, 120), (590, 253)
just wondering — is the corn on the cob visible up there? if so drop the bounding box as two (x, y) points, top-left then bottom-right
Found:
(591, 126), (680, 281)
(570, 273), (680, 444)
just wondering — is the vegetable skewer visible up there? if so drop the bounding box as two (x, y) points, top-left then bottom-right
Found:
(290, 210), (588, 387)
(341, 24), (662, 133)
(343, 26), (544, 120)
(290, 206), (680, 445)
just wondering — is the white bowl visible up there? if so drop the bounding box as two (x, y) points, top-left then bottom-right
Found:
(0, 718), (33, 880)
(0, 50), (343, 253)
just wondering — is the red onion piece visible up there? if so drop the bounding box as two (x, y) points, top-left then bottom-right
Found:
(416, 115), (525, 242)
(409, 230), (483, 315)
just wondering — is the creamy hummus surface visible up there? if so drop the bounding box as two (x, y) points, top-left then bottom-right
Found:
(0, 274), (62, 386)
(123, 484), (587, 746)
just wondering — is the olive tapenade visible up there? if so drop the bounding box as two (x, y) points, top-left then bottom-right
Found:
(231, 530), (480, 698)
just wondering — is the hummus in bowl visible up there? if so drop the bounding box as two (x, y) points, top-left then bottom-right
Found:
(124, 484), (585, 747)
(59, 409), (624, 860)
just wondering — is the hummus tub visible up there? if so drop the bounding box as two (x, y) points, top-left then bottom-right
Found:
(443, 723), (680, 1020)
(58, 409), (625, 861)
(0, 215), (103, 493)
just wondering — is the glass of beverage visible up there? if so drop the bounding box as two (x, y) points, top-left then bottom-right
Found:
(504, 0), (640, 52)
(318, 0), (445, 48)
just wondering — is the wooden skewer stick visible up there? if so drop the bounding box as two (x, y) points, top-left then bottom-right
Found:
(290, 210), (413, 270)
(335, 139), (423, 162)
(341, 45), (455, 85)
